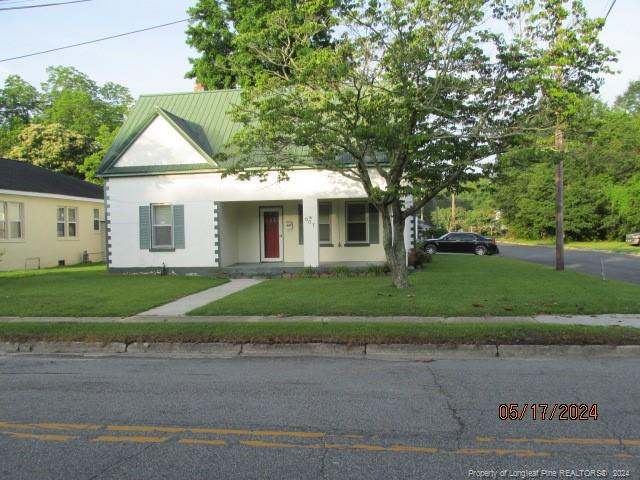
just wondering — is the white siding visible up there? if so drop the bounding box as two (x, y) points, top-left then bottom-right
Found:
(107, 169), (395, 269)
(114, 116), (207, 167)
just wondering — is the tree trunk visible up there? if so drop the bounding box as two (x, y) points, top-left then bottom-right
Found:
(381, 201), (409, 288)
(554, 122), (565, 271)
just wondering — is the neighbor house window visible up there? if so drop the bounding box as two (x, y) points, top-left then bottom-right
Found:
(57, 207), (66, 237)
(57, 207), (78, 238)
(0, 201), (24, 240)
(93, 208), (100, 231)
(345, 202), (368, 243)
(67, 208), (77, 237)
(151, 204), (173, 248)
(318, 201), (332, 244)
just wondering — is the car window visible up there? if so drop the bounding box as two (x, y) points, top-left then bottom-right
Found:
(448, 233), (462, 241)
(461, 234), (476, 241)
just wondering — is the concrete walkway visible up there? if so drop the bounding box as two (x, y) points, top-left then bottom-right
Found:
(2, 313), (640, 328)
(136, 278), (264, 316)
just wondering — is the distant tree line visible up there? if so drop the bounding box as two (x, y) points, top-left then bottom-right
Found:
(428, 80), (640, 241)
(0, 66), (133, 183)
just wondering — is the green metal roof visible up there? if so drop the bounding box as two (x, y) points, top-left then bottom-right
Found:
(97, 90), (242, 176)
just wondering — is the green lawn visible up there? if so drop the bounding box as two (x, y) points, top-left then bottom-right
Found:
(502, 238), (640, 255)
(0, 264), (226, 317)
(189, 255), (640, 316)
(1, 321), (638, 345)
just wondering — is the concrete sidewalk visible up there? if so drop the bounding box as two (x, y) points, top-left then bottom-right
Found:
(136, 278), (264, 316)
(1, 313), (639, 328)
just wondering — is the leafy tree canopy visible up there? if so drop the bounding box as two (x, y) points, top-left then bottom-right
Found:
(614, 80), (640, 114)
(8, 123), (93, 177)
(186, 0), (614, 287)
(0, 66), (132, 182)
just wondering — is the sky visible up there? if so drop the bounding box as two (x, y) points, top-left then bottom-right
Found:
(0, 0), (635, 104)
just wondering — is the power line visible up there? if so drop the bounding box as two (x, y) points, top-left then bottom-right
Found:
(0, 0), (90, 10)
(604, 0), (617, 20)
(0, 19), (189, 63)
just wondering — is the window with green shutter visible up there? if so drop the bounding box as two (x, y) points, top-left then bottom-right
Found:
(139, 206), (150, 249)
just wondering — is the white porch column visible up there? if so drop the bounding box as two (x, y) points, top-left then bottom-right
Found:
(302, 197), (319, 267)
(403, 196), (415, 264)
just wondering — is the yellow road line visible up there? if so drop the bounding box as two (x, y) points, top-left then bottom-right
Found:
(343, 444), (438, 454)
(106, 424), (324, 438)
(240, 439), (545, 457)
(622, 439), (640, 446)
(178, 438), (227, 446)
(190, 427), (324, 438)
(241, 439), (321, 449)
(2, 420), (324, 439)
(504, 437), (622, 446)
(3, 431), (76, 442)
(479, 436), (640, 448)
(34, 422), (101, 431)
(0, 421), (100, 431)
(615, 453), (635, 459)
(455, 448), (548, 458)
(93, 435), (168, 444)
(106, 425), (186, 434)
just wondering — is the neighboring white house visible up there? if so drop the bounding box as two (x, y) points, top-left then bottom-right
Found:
(97, 90), (417, 274)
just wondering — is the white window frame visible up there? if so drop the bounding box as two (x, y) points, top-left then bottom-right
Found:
(318, 201), (332, 245)
(151, 204), (174, 249)
(93, 208), (101, 232)
(67, 207), (78, 238)
(57, 206), (66, 238)
(345, 201), (369, 244)
(0, 201), (24, 240)
(57, 206), (79, 239)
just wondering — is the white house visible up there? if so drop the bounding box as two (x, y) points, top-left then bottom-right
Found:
(97, 90), (417, 274)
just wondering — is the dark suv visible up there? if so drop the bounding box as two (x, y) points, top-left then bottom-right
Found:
(423, 232), (499, 256)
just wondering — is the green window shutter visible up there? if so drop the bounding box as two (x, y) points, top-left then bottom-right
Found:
(368, 204), (379, 244)
(139, 206), (150, 250)
(173, 205), (185, 249)
(298, 203), (304, 244)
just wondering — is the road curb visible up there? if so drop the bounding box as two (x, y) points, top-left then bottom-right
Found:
(366, 343), (497, 360)
(2, 341), (640, 359)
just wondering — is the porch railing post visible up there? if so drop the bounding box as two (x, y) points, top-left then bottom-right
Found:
(302, 197), (319, 267)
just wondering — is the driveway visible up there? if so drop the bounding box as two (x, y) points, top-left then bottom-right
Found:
(499, 243), (640, 285)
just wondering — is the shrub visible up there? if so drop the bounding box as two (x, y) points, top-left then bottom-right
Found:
(408, 249), (431, 268)
(333, 266), (352, 277)
(366, 264), (387, 276)
(302, 267), (318, 277)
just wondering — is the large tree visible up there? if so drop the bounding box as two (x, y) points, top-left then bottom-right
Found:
(8, 123), (93, 177)
(214, 0), (520, 288)
(495, 0), (615, 269)
(0, 75), (41, 154)
(0, 67), (133, 181)
(186, 0), (339, 89)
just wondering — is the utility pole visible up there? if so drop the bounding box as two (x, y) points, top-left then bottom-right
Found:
(554, 121), (564, 271)
(449, 193), (456, 232)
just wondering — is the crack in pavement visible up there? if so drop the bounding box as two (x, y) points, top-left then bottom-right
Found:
(425, 363), (465, 445)
(84, 438), (163, 480)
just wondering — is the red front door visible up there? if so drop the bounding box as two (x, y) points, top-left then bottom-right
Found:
(263, 211), (280, 259)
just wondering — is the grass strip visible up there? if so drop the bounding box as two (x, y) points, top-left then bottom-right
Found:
(0, 264), (227, 317)
(189, 256), (640, 317)
(1, 322), (639, 346)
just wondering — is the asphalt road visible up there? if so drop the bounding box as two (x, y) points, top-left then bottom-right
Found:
(1, 354), (639, 479)
(499, 243), (640, 285)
